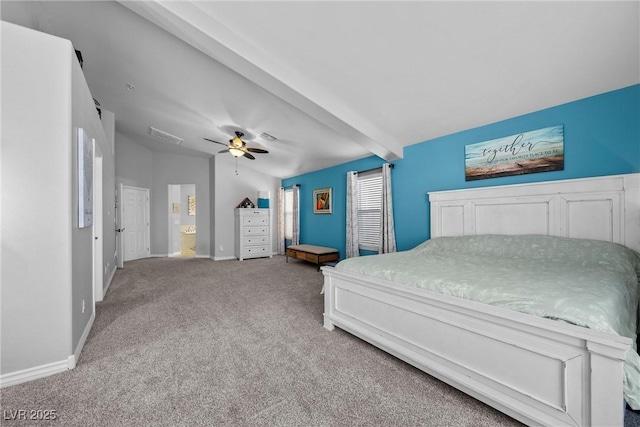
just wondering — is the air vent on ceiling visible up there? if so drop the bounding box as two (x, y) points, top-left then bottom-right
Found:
(149, 127), (183, 145)
(259, 132), (277, 142)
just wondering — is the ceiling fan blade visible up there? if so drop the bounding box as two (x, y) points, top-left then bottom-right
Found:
(218, 149), (230, 153)
(204, 138), (227, 147)
(243, 152), (256, 160)
(246, 148), (268, 154)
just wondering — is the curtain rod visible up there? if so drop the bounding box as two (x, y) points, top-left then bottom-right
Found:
(357, 163), (394, 175)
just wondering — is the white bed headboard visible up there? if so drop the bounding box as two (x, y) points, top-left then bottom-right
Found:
(429, 173), (640, 252)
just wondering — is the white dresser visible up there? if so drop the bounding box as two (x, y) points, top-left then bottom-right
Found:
(234, 208), (272, 260)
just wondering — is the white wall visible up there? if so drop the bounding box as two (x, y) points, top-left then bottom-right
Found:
(150, 151), (211, 257)
(0, 8), (277, 388)
(213, 155), (280, 260)
(1, 21), (73, 376)
(115, 137), (212, 257)
(1, 21), (116, 381)
(116, 136), (280, 260)
(70, 38), (114, 351)
(115, 133), (153, 189)
(99, 110), (117, 289)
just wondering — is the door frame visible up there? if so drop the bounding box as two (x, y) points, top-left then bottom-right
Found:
(116, 183), (124, 268)
(93, 152), (104, 303)
(168, 184), (197, 258)
(121, 184), (150, 262)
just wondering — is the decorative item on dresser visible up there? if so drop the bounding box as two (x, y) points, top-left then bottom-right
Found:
(234, 208), (272, 261)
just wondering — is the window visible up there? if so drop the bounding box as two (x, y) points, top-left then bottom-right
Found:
(357, 170), (382, 251)
(284, 188), (293, 239)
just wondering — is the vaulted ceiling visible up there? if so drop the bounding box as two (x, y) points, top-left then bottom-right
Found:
(2, 1), (638, 178)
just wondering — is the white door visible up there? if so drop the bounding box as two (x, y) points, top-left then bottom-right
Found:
(93, 154), (104, 303)
(123, 186), (150, 262)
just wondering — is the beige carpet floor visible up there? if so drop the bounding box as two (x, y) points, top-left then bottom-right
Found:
(1, 256), (523, 426)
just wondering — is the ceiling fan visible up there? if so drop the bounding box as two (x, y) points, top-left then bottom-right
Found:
(204, 131), (269, 160)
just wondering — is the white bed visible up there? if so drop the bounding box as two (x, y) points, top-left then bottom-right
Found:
(322, 173), (640, 427)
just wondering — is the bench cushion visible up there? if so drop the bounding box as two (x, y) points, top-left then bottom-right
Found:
(287, 244), (338, 255)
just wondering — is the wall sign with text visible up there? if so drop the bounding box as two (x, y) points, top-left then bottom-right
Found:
(465, 125), (564, 181)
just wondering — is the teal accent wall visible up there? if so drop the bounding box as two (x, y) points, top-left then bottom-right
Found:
(282, 85), (640, 258)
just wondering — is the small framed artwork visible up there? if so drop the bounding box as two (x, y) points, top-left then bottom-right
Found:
(313, 188), (332, 214)
(188, 195), (196, 216)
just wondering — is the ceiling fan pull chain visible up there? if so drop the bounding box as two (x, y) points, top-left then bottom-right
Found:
(235, 157), (239, 175)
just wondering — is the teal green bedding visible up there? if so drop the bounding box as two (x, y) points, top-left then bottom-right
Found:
(335, 234), (640, 408)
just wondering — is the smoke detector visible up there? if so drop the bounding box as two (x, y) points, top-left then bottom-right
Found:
(149, 127), (183, 145)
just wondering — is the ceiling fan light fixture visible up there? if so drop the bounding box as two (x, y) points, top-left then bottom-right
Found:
(229, 148), (244, 157)
(231, 136), (243, 147)
(206, 130), (267, 162)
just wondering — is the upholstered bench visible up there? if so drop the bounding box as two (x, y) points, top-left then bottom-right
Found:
(285, 244), (339, 270)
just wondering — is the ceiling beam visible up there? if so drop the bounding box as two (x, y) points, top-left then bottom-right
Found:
(119, 0), (403, 161)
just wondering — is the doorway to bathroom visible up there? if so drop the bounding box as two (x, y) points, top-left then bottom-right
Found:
(168, 184), (196, 258)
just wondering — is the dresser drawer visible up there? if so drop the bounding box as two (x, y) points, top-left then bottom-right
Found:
(243, 226), (268, 236)
(241, 209), (267, 216)
(242, 215), (268, 226)
(242, 245), (270, 258)
(243, 236), (269, 246)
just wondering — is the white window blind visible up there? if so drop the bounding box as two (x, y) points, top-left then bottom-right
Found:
(357, 170), (382, 251)
(284, 189), (293, 239)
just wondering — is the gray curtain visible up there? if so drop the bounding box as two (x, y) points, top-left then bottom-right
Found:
(292, 185), (300, 246)
(277, 187), (285, 255)
(379, 163), (397, 253)
(346, 171), (360, 258)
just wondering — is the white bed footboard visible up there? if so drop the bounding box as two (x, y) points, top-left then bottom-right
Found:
(322, 267), (631, 426)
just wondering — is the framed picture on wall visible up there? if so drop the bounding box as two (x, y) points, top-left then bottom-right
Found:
(464, 124), (564, 181)
(313, 188), (332, 214)
(188, 195), (196, 216)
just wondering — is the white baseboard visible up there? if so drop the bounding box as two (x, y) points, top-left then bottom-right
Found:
(0, 359), (70, 388)
(154, 253), (211, 259)
(67, 354), (76, 370)
(2, 309), (97, 387)
(70, 311), (95, 369)
(213, 255), (236, 261)
(103, 265), (116, 296)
